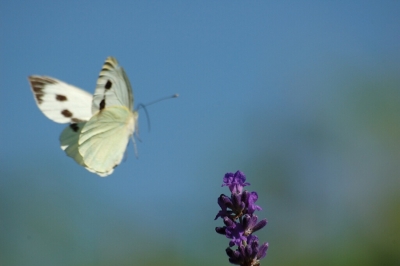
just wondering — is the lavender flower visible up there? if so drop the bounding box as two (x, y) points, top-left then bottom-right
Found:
(215, 171), (268, 266)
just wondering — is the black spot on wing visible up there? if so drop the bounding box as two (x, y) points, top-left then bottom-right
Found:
(101, 64), (113, 73)
(103, 61), (114, 69)
(30, 82), (44, 93)
(56, 94), (67, 101)
(61, 109), (73, 118)
(29, 76), (58, 104)
(29, 80), (45, 103)
(34, 93), (44, 104)
(99, 99), (106, 110)
(70, 123), (79, 132)
(71, 118), (83, 123)
(105, 80), (112, 90)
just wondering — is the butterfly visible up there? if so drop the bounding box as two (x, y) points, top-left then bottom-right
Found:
(29, 57), (138, 177)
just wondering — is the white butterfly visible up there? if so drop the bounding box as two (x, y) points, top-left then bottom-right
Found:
(29, 57), (138, 177)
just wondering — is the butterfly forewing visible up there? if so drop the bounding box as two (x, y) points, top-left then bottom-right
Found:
(29, 76), (92, 123)
(92, 57), (133, 114)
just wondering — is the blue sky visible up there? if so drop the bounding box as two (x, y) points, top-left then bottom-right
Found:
(1, 1), (400, 265)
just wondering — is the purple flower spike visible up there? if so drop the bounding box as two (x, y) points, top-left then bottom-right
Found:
(225, 223), (246, 247)
(247, 234), (259, 245)
(215, 227), (227, 235)
(215, 171), (268, 265)
(226, 248), (243, 265)
(252, 219), (267, 233)
(223, 217), (235, 228)
(215, 194), (233, 220)
(247, 192), (262, 215)
(243, 215), (268, 236)
(244, 245), (253, 258)
(222, 171), (250, 194)
(257, 243), (269, 260)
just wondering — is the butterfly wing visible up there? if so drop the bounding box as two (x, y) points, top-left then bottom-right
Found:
(78, 57), (137, 176)
(78, 106), (136, 176)
(28, 76), (92, 123)
(91, 57), (133, 114)
(60, 122), (113, 176)
(59, 122), (88, 167)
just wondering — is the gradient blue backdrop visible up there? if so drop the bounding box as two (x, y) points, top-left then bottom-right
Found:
(1, 1), (400, 265)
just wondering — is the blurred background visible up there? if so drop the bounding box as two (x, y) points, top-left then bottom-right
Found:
(1, 1), (399, 265)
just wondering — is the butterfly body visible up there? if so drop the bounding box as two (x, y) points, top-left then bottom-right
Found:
(29, 57), (137, 177)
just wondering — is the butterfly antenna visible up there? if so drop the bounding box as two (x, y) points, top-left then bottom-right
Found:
(137, 103), (151, 132)
(137, 94), (179, 132)
(143, 94), (179, 107)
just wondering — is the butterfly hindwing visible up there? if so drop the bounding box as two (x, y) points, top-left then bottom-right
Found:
(78, 106), (136, 176)
(60, 122), (88, 167)
(28, 76), (92, 123)
(60, 122), (113, 177)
